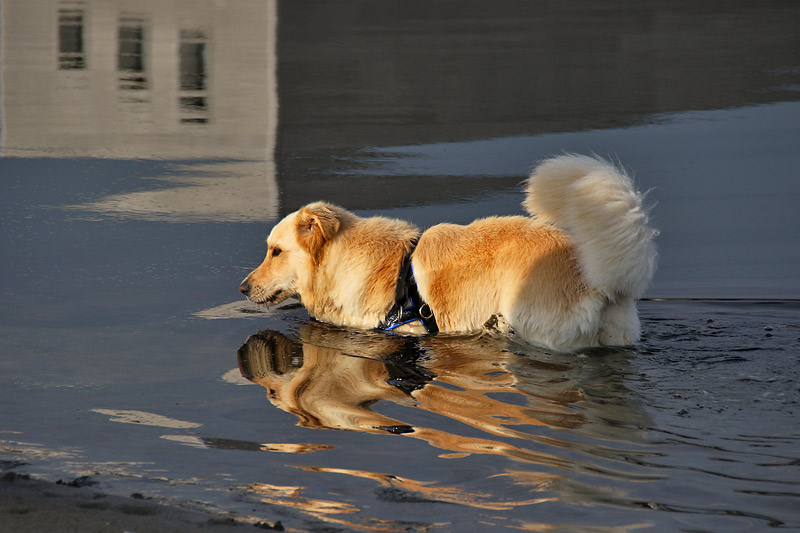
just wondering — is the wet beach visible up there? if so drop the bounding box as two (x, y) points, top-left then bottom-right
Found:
(2, 1), (799, 531)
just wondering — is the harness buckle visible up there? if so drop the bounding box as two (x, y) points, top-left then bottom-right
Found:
(419, 303), (434, 320)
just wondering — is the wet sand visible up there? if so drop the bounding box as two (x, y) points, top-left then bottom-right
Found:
(0, 469), (282, 533)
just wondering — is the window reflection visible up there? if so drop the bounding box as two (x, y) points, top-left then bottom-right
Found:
(179, 29), (210, 124)
(179, 30), (208, 91)
(58, 7), (86, 70)
(118, 17), (147, 90)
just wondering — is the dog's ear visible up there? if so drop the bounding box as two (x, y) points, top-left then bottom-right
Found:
(295, 203), (341, 260)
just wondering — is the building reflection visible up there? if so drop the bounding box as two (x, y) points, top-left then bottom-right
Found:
(1, 0), (277, 161)
(1, 0), (278, 220)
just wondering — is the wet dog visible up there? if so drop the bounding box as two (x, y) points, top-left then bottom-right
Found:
(240, 154), (657, 351)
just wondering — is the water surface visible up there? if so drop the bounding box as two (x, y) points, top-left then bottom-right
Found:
(1, 1), (799, 531)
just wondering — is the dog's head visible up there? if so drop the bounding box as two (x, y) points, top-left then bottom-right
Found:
(239, 202), (341, 305)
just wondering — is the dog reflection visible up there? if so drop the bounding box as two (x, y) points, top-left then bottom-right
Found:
(236, 322), (622, 462)
(238, 325), (422, 433)
(237, 323), (658, 526)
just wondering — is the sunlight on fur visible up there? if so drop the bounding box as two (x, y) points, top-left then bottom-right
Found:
(240, 154), (657, 352)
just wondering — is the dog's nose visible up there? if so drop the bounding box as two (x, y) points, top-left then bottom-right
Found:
(239, 281), (251, 296)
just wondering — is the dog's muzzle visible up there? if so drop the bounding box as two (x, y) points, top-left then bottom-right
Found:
(239, 280), (251, 296)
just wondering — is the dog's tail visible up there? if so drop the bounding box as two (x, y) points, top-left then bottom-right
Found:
(524, 154), (657, 300)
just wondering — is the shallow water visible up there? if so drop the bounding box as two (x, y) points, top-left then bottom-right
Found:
(2, 1), (800, 531)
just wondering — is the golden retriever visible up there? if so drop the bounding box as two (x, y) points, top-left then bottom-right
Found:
(237, 323), (587, 455)
(239, 154), (657, 351)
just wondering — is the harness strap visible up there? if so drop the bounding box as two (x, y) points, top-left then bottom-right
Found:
(378, 240), (438, 334)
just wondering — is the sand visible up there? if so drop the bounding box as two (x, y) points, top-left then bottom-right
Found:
(0, 470), (284, 533)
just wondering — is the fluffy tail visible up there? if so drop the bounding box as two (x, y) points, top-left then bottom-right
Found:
(524, 154), (657, 300)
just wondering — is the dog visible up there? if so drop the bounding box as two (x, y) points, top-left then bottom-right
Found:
(237, 322), (589, 447)
(239, 154), (657, 352)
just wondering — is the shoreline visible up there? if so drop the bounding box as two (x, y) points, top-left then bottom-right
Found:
(0, 468), (285, 532)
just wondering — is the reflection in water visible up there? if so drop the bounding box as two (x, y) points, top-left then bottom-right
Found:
(278, 1), (800, 154)
(247, 482), (403, 532)
(236, 322), (665, 528)
(0, 434), (78, 462)
(179, 29), (210, 124)
(0, 0), (280, 222)
(179, 30), (209, 91)
(57, 5), (85, 70)
(91, 408), (202, 429)
(298, 465), (557, 509)
(247, 475), (560, 532)
(1, 0), (277, 161)
(118, 16), (147, 90)
(237, 324), (653, 464)
(64, 160), (278, 222)
(161, 434), (335, 454)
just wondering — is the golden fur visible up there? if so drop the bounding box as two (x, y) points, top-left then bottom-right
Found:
(240, 154), (657, 351)
(237, 324), (587, 456)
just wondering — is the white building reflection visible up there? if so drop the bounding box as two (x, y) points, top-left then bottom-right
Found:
(1, 0), (278, 221)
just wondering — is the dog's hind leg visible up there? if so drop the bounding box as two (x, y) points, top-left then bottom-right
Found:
(598, 297), (640, 346)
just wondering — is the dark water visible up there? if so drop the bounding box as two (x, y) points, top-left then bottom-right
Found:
(2, 1), (799, 531)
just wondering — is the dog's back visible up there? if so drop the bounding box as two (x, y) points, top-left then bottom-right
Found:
(413, 216), (584, 336)
(414, 154), (657, 351)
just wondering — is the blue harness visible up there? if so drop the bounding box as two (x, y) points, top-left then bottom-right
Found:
(378, 242), (438, 334)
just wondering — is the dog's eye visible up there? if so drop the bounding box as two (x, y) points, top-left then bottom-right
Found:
(272, 247), (282, 257)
